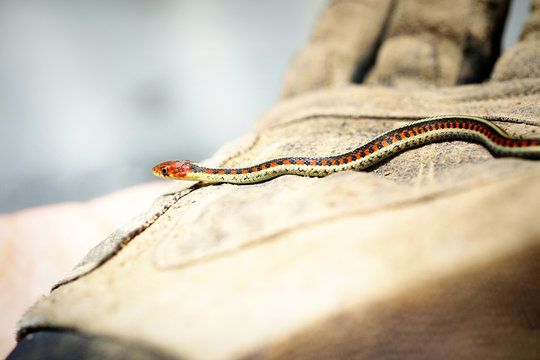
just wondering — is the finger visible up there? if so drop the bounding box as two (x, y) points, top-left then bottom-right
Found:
(365, 0), (510, 87)
(491, 0), (540, 81)
(281, 0), (394, 98)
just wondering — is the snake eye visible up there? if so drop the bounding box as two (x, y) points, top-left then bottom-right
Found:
(161, 167), (168, 176)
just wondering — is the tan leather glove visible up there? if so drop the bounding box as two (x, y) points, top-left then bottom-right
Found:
(11, 1), (540, 359)
(282, 0), (538, 92)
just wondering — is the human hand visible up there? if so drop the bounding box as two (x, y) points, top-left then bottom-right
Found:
(0, 181), (170, 357)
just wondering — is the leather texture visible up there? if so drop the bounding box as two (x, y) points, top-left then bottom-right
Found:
(12, 1), (540, 359)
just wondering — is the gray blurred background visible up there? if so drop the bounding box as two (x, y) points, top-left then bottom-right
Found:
(0, 0), (530, 213)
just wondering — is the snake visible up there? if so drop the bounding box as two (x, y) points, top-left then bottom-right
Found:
(152, 115), (540, 184)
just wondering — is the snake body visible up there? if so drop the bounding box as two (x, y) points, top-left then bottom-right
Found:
(153, 116), (540, 184)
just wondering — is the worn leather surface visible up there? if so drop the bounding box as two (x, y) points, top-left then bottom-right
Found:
(15, 1), (540, 359)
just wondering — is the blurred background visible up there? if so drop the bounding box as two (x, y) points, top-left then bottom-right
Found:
(0, 0), (530, 213)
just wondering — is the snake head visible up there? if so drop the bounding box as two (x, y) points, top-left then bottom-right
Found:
(152, 160), (193, 179)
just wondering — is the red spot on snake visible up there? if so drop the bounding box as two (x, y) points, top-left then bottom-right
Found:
(152, 160), (194, 178)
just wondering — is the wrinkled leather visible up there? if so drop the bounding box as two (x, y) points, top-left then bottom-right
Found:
(17, 1), (540, 359)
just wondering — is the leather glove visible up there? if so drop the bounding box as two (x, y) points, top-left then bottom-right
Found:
(11, 1), (540, 359)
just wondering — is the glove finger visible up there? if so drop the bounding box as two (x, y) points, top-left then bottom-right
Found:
(491, 0), (540, 81)
(281, 0), (394, 98)
(365, 0), (510, 87)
